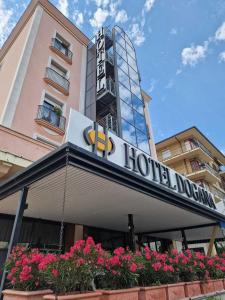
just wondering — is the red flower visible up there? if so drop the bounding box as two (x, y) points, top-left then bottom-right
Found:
(52, 269), (59, 277)
(129, 263), (137, 273)
(86, 237), (95, 246)
(152, 262), (162, 271)
(97, 257), (104, 265)
(113, 247), (125, 256)
(83, 245), (91, 255)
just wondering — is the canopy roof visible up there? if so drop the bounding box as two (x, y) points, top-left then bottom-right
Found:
(0, 143), (225, 240)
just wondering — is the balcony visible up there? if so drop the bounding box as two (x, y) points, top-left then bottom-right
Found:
(44, 67), (70, 96)
(35, 105), (66, 135)
(160, 140), (213, 165)
(210, 186), (225, 202)
(98, 114), (118, 134)
(50, 38), (73, 64)
(187, 163), (219, 184)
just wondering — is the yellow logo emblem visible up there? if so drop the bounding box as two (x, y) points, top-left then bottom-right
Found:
(83, 124), (115, 157)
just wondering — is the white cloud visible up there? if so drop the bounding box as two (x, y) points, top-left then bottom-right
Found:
(115, 9), (128, 24)
(219, 51), (225, 62)
(181, 42), (208, 66)
(93, 0), (110, 8)
(144, 0), (155, 12)
(176, 68), (182, 75)
(148, 78), (157, 93)
(215, 21), (225, 41)
(165, 79), (174, 89)
(73, 10), (84, 28)
(128, 23), (145, 46)
(0, 0), (13, 47)
(90, 7), (109, 28)
(57, 0), (69, 18)
(170, 28), (177, 35)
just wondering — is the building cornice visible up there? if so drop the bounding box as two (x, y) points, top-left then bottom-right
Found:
(0, 0), (90, 63)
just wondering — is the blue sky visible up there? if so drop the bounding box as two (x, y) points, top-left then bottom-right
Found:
(0, 0), (225, 153)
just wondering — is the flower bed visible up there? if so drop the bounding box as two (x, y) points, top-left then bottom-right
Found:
(3, 238), (225, 300)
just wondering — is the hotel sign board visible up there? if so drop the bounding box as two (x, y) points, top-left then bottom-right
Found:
(65, 110), (216, 211)
(96, 28), (106, 95)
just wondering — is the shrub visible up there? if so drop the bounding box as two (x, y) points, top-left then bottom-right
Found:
(5, 246), (46, 291)
(97, 247), (139, 290)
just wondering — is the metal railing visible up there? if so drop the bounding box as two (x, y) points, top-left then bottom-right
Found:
(36, 105), (66, 131)
(51, 38), (73, 60)
(98, 114), (118, 134)
(161, 139), (213, 161)
(45, 67), (70, 92)
(191, 163), (219, 178)
(210, 186), (225, 200)
(106, 78), (116, 96)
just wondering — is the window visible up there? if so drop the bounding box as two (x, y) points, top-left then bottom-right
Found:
(52, 33), (72, 60)
(162, 149), (171, 159)
(50, 60), (67, 78)
(36, 94), (65, 131)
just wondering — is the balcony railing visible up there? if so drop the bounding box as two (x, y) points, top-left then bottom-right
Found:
(191, 163), (219, 178)
(98, 114), (118, 134)
(45, 67), (70, 93)
(36, 105), (66, 132)
(210, 186), (225, 200)
(51, 38), (73, 60)
(161, 139), (214, 161)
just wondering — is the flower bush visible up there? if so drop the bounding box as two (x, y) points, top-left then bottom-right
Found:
(136, 246), (178, 286)
(97, 247), (139, 290)
(5, 245), (46, 291)
(5, 237), (225, 295)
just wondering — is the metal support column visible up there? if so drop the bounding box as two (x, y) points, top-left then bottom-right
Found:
(207, 225), (219, 256)
(181, 229), (188, 250)
(0, 187), (28, 297)
(128, 214), (135, 251)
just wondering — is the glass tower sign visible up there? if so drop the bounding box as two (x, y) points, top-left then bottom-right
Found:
(85, 26), (151, 155)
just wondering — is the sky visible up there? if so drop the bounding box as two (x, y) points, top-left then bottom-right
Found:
(0, 0), (225, 153)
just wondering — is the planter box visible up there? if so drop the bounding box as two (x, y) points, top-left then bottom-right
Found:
(166, 283), (185, 300)
(3, 289), (53, 300)
(139, 285), (167, 300)
(43, 292), (102, 300)
(212, 279), (224, 292)
(184, 281), (201, 298)
(101, 288), (139, 300)
(200, 280), (215, 294)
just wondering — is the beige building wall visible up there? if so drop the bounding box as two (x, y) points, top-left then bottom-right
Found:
(0, 16), (33, 120)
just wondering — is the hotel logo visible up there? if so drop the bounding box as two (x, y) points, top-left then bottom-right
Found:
(83, 123), (115, 158)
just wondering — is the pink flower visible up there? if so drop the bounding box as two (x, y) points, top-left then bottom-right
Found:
(83, 245), (91, 255)
(76, 258), (85, 267)
(86, 237), (95, 246)
(129, 263), (137, 273)
(52, 269), (59, 277)
(152, 262), (162, 271)
(97, 257), (104, 265)
(145, 252), (151, 261)
(113, 247), (125, 256)
(108, 256), (120, 266)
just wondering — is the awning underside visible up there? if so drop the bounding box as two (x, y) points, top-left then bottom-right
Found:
(0, 164), (222, 242)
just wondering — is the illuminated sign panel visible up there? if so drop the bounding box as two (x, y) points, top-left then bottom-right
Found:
(96, 28), (106, 95)
(66, 109), (216, 211)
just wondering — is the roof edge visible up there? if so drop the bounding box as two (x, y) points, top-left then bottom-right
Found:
(0, 0), (89, 62)
(156, 126), (225, 163)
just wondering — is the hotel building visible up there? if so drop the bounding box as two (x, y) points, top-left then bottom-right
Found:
(0, 0), (225, 293)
